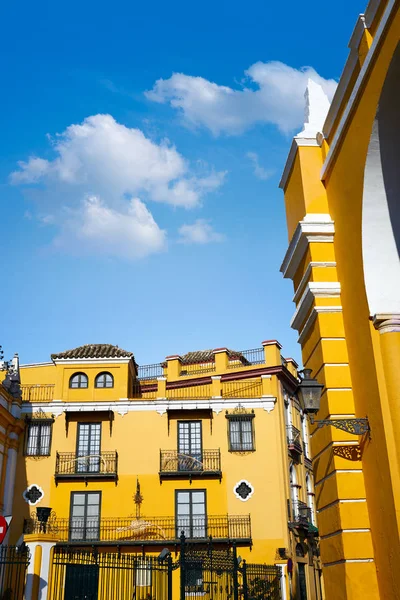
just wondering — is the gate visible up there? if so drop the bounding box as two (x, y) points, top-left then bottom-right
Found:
(0, 544), (30, 600)
(50, 547), (174, 600)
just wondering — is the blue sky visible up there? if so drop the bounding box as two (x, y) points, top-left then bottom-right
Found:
(1, 0), (366, 366)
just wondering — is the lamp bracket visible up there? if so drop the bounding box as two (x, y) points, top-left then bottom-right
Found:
(310, 417), (369, 436)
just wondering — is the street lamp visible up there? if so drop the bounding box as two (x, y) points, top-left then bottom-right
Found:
(36, 507), (52, 533)
(297, 369), (369, 435)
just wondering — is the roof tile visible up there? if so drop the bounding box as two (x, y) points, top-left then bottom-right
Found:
(51, 344), (133, 360)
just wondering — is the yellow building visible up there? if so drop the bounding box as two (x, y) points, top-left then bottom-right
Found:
(11, 341), (322, 600)
(279, 1), (400, 598)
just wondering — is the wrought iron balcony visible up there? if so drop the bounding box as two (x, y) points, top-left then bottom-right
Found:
(55, 451), (118, 482)
(21, 384), (55, 402)
(287, 425), (302, 455)
(159, 450), (221, 479)
(24, 514), (252, 545)
(290, 501), (313, 530)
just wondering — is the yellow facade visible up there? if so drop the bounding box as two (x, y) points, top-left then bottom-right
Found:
(12, 342), (323, 599)
(280, 1), (400, 598)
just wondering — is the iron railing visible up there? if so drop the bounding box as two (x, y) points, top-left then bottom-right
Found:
(24, 515), (252, 544)
(291, 501), (312, 526)
(221, 379), (263, 398)
(21, 384), (55, 402)
(159, 450), (221, 477)
(137, 363), (164, 381)
(180, 363), (215, 376)
(166, 383), (212, 399)
(227, 348), (265, 369)
(131, 382), (158, 399)
(287, 425), (302, 454)
(242, 562), (282, 600)
(55, 451), (118, 480)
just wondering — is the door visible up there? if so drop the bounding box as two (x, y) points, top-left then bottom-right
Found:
(178, 421), (202, 471)
(64, 564), (99, 600)
(70, 492), (101, 541)
(176, 490), (206, 539)
(298, 563), (308, 600)
(77, 423), (101, 473)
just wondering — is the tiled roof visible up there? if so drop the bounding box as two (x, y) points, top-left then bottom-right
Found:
(181, 349), (247, 365)
(51, 344), (133, 360)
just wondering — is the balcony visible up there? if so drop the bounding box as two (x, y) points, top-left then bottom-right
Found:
(159, 450), (221, 480)
(287, 425), (302, 456)
(55, 451), (118, 483)
(289, 501), (314, 531)
(21, 384), (55, 402)
(24, 514), (252, 545)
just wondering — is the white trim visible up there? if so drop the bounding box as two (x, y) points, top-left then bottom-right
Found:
(20, 362), (54, 368)
(291, 282), (341, 331)
(320, 528), (370, 540)
(24, 542), (38, 600)
(349, 15), (367, 50)
(293, 262), (337, 304)
(315, 469), (363, 486)
(323, 558), (374, 567)
(39, 541), (55, 600)
(281, 215), (335, 280)
(21, 397), (277, 417)
(233, 480), (254, 502)
(317, 498), (366, 513)
(52, 357), (132, 364)
(364, 0), (380, 28)
(321, 0), (397, 180)
(298, 306), (343, 345)
(279, 137), (320, 190)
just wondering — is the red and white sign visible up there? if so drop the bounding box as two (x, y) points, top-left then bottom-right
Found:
(0, 516), (11, 545)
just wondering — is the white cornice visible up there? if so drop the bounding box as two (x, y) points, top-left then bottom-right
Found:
(280, 214), (335, 280)
(21, 396), (277, 417)
(52, 358), (131, 365)
(20, 362), (54, 368)
(321, 0), (397, 181)
(293, 262), (337, 304)
(279, 137), (320, 190)
(291, 283), (341, 331)
(298, 306), (343, 345)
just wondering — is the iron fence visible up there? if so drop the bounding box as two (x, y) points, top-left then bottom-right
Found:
(137, 363), (164, 381)
(242, 562), (282, 600)
(180, 363), (216, 376)
(55, 451), (118, 480)
(0, 545), (30, 600)
(49, 547), (174, 600)
(286, 425), (302, 454)
(227, 348), (265, 369)
(21, 384), (55, 402)
(166, 383), (212, 399)
(159, 450), (221, 477)
(222, 379), (263, 398)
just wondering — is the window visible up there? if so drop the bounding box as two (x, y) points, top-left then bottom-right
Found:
(69, 372), (88, 389)
(95, 372), (114, 388)
(135, 558), (152, 587)
(76, 423), (101, 473)
(70, 492), (101, 541)
(185, 561), (204, 593)
(227, 415), (255, 451)
(176, 490), (206, 539)
(178, 421), (202, 471)
(25, 419), (53, 456)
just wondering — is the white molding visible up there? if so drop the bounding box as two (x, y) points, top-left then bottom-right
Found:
(291, 282), (341, 331)
(279, 137), (320, 191)
(298, 306), (343, 345)
(52, 358), (131, 365)
(321, 0), (397, 180)
(323, 558), (374, 567)
(293, 262), (337, 304)
(281, 215), (335, 280)
(21, 397), (277, 417)
(20, 362), (54, 368)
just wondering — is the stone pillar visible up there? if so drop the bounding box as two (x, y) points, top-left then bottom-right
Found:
(157, 376), (166, 398)
(211, 376), (222, 398)
(262, 340), (282, 366)
(213, 348), (229, 372)
(3, 434), (18, 515)
(24, 536), (55, 600)
(165, 355), (182, 379)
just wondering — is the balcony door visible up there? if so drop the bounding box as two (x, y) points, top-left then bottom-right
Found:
(77, 423), (101, 473)
(178, 421), (202, 471)
(176, 490), (206, 539)
(70, 492), (101, 542)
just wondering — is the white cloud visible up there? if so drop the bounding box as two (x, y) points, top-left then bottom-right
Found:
(55, 195), (166, 259)
(178, 219), (225, 244)
(145, 61), (337, 135)
(246, 152), (274, 181)
(10, 114), (225, 259)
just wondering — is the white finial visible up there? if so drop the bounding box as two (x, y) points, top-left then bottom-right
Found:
(296, 79), (330, 139)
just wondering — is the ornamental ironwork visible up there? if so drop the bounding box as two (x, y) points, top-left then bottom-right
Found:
(234, 481), (253, 501)
(23, 485), (44, 506)
(311, 417), (370, 435)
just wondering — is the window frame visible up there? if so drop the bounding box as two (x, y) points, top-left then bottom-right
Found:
(226, 413), (255, 452)
(76, 422), (102, 473)
(69, 491), (102, 542)
(94, 372), (114, 389)
(175, 489), (207, 539)
(177, 420), (203, 471)
(24, 418), (54, 457)
(69, 372), (89, 389)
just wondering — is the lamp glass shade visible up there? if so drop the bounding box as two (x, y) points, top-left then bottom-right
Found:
(36, 507), (52, 522)
(297, 369), (324, 414)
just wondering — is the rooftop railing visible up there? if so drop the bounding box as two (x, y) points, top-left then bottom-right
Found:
(21, 384), (55, 402)
(227, 348), (265, 369)
(24, 514), (252, 544)
(221, 379), (263, 398)
(137, 363), (164, 381)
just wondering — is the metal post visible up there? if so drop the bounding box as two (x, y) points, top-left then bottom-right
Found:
(232, 542), (239, 600)
(242, 559), (248, 600)
(167, 553), (173, 600)
(180, 530), (186, 600)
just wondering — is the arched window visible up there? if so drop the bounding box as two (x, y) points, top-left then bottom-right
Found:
(69, 372), (88, 389)
(289, 462), (299, 518)
(95, 372), (114, 389)
(306, 472), (316, 525)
